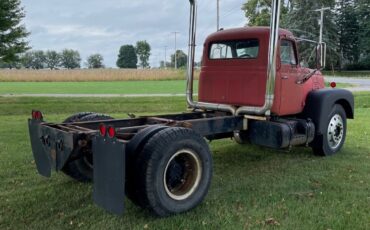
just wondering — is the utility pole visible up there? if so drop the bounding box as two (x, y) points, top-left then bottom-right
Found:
(217, 0), (220, 31)
(172, 32), (179, 69)
(314, 6), (330, 44)
(164, 46), (167, 69)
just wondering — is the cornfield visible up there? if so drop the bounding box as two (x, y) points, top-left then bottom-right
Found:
(0, 69), (200, 82)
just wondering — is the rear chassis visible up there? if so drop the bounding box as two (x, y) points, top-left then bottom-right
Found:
(28, 111), (245, 214)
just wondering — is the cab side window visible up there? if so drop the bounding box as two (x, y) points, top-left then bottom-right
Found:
(280, 40), (297, 65)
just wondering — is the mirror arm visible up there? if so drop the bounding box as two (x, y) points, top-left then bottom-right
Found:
(296, 69), (318, 84)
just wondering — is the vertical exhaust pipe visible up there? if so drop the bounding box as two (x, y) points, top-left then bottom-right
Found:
(186, 0), (236, 114)
(235, 0), (281, 116)
(186, 0), (281, 116)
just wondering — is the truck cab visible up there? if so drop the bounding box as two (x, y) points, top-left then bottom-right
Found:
(199, 27), (325, 116)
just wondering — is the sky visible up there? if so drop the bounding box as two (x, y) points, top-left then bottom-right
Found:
(21, 0), (247, 68)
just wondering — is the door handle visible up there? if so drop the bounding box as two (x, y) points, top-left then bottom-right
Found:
(282, 76), (289, 80)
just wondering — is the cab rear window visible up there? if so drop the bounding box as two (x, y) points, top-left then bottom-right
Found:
(209, 39), (259, 60)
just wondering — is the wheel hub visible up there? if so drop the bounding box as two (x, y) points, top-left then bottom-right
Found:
(327, 114), (344, 149)
(164, 150), (202, 201)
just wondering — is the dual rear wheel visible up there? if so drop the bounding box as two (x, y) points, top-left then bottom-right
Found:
(126, 127), (213, 217)
(62, 113), (213, 216)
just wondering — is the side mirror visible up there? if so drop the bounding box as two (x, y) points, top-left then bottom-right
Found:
(316, 42), (326, 70)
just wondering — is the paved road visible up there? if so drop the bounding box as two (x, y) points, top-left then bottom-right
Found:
(0, 77), (369, 98)
(326, 77), (370, 92)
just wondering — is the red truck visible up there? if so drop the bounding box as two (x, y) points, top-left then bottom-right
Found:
(29, 0), (354, 216)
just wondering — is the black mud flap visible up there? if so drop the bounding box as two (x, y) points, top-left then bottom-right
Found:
(28, 119), (52, 177)
(92, 136), (126, 215)
(28, 119), (76, 177)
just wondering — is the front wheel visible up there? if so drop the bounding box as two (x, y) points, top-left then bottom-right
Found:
(312, 104), (347, 156)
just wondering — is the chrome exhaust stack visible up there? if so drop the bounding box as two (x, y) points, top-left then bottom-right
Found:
(186, 0), (236, 114)
(235, 0), (281, 116)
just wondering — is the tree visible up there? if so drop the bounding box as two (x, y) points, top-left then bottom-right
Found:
(86, 54), (104, 69)
(32, 50), (46, 69)
(243, 0), (339, 69)
(20, 50), (45, 69)
(45, 50), (61, 69)
(20, 51), (33, 68)
(60, 49), (81, 69)
(171, 50), (187, 68)
(0, 0), (29, 65)
(356, 0), (370, 69)
(136, 40), (151, 68)
(287, 0), (338, 68)
(160, 60), (171, 69)
(116, 45), (137, 68)
(242, 0), (291, 27)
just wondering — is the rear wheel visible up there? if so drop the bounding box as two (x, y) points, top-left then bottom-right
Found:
(61, 112), (114, 182)
(312, 105), (347, 156)
(128, 127), (213, 217)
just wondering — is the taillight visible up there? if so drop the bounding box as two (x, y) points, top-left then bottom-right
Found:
(32, 110), (43, 120)
(99, 124), (107, 136)
(108, 126), (116, 138)
(330, 82), (337, 88)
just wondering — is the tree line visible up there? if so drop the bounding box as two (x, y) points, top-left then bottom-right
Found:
(116, 41), (188, 69)
(243, 0), (370, 70)
(1, 49), (105, 70)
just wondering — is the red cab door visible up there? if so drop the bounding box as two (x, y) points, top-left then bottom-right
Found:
(278, 39), (304, 115)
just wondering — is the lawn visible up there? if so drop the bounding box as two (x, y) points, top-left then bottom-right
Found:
(0, 94), (369, 229)
(0, 80), (198, 95)
(0, 80), (353, 95)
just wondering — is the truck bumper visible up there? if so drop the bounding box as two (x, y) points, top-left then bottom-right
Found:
(28, 119), (126, 215)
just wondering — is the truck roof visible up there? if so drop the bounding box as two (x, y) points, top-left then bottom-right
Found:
(205, 26), (294, 43)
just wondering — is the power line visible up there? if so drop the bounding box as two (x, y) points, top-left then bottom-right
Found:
(164, 46), (168, 69)
(314, 6), (331, 44)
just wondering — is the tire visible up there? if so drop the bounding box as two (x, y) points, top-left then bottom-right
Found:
(125, 125), (168, 205)
(63, 112), (95, 123)
(130, 127), (213, 217)
(61, 113), (114, 182)
(312, 104), (347, 156)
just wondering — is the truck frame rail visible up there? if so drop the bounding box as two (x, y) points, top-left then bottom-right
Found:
(28, 111), (246, 214)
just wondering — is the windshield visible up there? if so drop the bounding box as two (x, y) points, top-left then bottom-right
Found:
(209, 39), (259, 60)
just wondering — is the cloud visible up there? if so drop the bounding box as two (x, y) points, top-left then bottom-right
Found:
(41, 25), (121, 38)
(22, 0), (246, 67)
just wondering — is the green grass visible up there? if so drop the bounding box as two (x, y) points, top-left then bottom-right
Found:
(0, 80), (198, 95)
(0, 94), (369, 229)
(0, 80), (355, 95)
